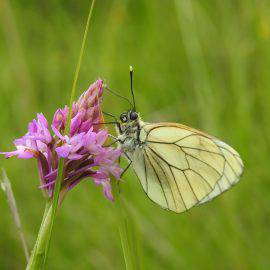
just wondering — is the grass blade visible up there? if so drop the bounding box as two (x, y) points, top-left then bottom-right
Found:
(43, 0), (96, 266)
(1, 168), (29, 262)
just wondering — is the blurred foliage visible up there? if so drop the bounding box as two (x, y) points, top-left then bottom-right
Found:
(0, 0), (270, 269)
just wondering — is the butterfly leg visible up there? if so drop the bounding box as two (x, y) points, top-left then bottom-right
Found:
(105, 134), (123, 147)
(117, 153), (132, 193)
(108, 134), (118, 140)
(102, 111), (122, 133)
(105, 138), (120, 147)
(121, 161), (132, 177)
(120, 152), (132, 177)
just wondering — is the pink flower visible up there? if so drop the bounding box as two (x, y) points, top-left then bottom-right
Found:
(1, 80), (122, 200)
(52, 79), (104, 135)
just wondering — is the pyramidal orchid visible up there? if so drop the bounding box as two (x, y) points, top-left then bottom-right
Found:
(1, 79), (122, 201)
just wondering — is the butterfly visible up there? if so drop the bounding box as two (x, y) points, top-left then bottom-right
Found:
(107, 67), (244, 213)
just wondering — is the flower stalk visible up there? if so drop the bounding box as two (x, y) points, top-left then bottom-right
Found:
(30, 1), (97, 268)
(26, 187), (68, 270)
(43, 158), (64, 266)
(112, 182), (141, 270)
(26, 202), (51, 270)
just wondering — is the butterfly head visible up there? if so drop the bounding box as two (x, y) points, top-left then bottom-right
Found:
(119, 109), (139, 124)
(117, 109), (141, 138)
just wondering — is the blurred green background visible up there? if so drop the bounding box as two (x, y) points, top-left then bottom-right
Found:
(0, 0), (269, 269)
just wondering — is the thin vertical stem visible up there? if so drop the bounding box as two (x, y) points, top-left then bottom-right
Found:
(26, 202), (52, 270)
(43, 0), (96, 265)
(112, 182), (140, 270)
(65, 0), (96, 134)
(26, 1), (96, 268)
(0, 168), (30, 262)
(118, 208), (133, 270)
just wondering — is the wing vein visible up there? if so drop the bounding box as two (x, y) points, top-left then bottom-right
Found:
(144, 150), (169, 209)
(143, 154), (148, 194)
(181, 148), (223, 177)
(179, 145), (223, 157)
(187, 167), (214, 190)
(218, 145), (241, 158)
(182, 170), (199, 202)
(169, 166), (187, 210)
(147, 146), (184, 171)
(150, 151), (178, 210)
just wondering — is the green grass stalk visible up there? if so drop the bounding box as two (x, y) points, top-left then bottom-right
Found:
(26, 202), (50, 270)
(1, 168), (30, 262)
(112, 182), (140, 270)
(25, 1), (96, 269)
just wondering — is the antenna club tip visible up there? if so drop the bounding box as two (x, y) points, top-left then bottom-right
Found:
(129, 66), (133, 72)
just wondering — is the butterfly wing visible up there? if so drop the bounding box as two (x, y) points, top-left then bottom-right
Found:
(129, 122), (244, 213)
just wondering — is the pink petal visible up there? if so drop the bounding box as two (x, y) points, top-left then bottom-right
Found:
(51, 125), (65, 140)
(55, 145), (70, 158)
(68, 153), (84, 160)
(102, 181), (113, 201)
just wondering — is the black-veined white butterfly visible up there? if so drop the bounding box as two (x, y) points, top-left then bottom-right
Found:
(106, 67), (244, 213)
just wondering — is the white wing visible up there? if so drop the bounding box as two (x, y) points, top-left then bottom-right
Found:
(129, 122), (244, 213)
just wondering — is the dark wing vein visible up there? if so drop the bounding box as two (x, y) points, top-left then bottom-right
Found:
(174, 133), (215, 144)
(213, 140), (243, 170)
(147, 147), (184, 172)
(180, 148), (223, 177)
(225, 158), (239, 178)
(216, 146), (240, 179)
(145, 125), (165, 140)
(148, 146), (195, 209)
(143, 155), (148, 194)
(173, 133), (198, 144)
(186, 165), (214, 190)
(220, 147), (244, 170)
(146, 140), (176, 145)
(212, 140), (243, 180)
(184, 152), (214, 196)
(150, 151), (178, 209)
(218, 145), (241, 158)
(216, 158), (227, 192)
(216, 182), (222, 192)
(169, 166), (187, 210)
(223, 171), (232, 184)
(179, 145), (223, 156)
(144, 150), (169, 209)
(182, 170), (199, 202)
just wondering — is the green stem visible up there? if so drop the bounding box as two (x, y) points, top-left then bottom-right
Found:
(43, 159), (64, 266)
(42, 0), (96, 267)
(26, 202), (51, 270)
(112, 183), (140, 270)
(117, 201), (133, 270)
(26, 1), (96, 268)
(65, 0), (96, 133)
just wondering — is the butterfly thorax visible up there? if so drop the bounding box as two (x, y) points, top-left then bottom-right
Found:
(117, 116), (144, 153)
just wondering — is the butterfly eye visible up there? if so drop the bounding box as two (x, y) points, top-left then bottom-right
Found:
(129, 111), (138, 120)
(120, 113), (128, 123)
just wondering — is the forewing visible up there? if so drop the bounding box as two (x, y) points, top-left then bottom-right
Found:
(131, 122), (244, 213)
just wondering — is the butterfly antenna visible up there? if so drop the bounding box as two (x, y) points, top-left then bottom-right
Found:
(130, 66), (136, 111)
(104, 86), (133, 108)
(102, 110), (118, 122)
